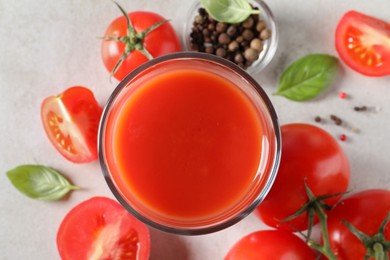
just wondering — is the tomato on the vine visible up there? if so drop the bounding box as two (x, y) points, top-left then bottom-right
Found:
(255, 123), (350, 231)
(326, 189), (390, 259)
(225, 230), (316, 260)
(101, 4), (182, 81)
(41, 86), (102, 163)
(57, 197), (150, 260)
(335, 11), (390, 76)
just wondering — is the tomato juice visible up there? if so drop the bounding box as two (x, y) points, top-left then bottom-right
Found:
(99, 53), (280, 234)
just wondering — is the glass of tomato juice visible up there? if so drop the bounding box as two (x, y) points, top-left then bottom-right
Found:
(98, 52), (281, 235)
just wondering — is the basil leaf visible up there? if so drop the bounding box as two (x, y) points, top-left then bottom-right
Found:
(6, 165), (80, 201)
(275, 54), (340, 101)
(200, 0), (260, 24)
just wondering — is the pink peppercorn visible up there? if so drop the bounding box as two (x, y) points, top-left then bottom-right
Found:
(339, 92), (347, 99)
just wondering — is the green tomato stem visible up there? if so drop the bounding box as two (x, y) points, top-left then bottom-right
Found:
(313, 201), (338, 260)
(374, 243), (386, 260)
(301, 182), (337, 259)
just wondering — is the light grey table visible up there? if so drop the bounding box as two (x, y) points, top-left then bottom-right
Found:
(1, 0), (389, 259)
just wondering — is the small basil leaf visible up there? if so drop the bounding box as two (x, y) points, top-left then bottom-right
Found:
(200, 0), (260, 24)
(275, 54), (340, 101)
(6, 165), (80, 201)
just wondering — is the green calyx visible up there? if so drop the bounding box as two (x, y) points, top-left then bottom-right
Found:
(343, 211), (390, 260)
(103, 2), (168, 79)
(283, 182), (346, 242)
(283, 182), (345, 260)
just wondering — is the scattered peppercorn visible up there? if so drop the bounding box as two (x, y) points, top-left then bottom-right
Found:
(350, 127), (359, 133)
(330, 114), (343, 125)
(314, 116), (322, 123)
(339, 134), (347, 141)
(354, 105), (368, 111)
(189, 7), (271, 69)
(339, 92), (347, 99)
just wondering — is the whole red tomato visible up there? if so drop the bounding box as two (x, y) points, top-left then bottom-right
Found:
(255, 123), (350, 231)
(41, 86), (102, 163)
(101, 5), (181, 81)
(225, 230), (316, 260)
(326, 189), (390, 259)
(57, 197), (150, 260)
(335, 11), (390, 76)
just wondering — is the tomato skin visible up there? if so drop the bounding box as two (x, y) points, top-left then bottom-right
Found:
(327, 189), (390, 260)
(101, 11), (182, 81)
(225, 230), (316, 260)
(41, 86), (102, 163)
(57, 197), (150, 260)
(335, 11), (390, 77)
(255, 123), (350, 231)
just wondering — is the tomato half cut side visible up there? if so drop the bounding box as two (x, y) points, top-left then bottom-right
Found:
(57, 197), (150, 260)
(335, 10), (390, 76)
(41, 86), (102, 163)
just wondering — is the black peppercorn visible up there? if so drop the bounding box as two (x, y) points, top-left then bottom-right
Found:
(216, 22), (228, 33)
(218, 33), (231, 45)
(216, 47), (227, 57)
(189, 6), (272, 70)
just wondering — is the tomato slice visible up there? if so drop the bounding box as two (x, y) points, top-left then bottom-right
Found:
(335, 11), (390, 76)
(41, 86), (102, 163)
(57, 197), (150, 260)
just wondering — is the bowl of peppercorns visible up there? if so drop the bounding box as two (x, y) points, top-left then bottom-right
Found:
(183, 0), (278, 75)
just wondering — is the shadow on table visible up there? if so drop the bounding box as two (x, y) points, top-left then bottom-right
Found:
(149, 228), (189, 260)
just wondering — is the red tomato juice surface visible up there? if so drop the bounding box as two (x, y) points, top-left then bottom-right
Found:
(105, 69), (264, 220)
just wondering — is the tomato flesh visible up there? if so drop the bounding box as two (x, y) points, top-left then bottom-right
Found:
(327, 189), (390, 259)
(225, 230), (316, 259)
(335, 11), (390, 76)
(41, 86), (102, 163)
(57, 197), (150, 260)
(255, 123), (350, 231)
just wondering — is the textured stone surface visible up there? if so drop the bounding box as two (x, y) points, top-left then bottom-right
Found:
(0, 1), (389, 259)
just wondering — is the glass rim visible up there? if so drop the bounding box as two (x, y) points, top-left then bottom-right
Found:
(98, 52), (281, 235)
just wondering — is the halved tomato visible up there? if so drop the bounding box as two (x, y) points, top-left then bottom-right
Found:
(41, 86), (102, 163)
(57, 197), (150, 260)
(335, 11), (390, 76)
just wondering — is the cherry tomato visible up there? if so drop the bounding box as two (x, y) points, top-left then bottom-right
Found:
(335, 11), (390, 76)
(327, 189), (390, 259)
(41, 86), (102, 163)
(101, 9), (182, 81)
(255, 123), (350, 231)
(225, 230), (316, 260)
(57, 197), (150, 260)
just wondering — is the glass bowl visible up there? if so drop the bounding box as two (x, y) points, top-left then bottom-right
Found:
(98, 52), (281, 235)
(182, 0), (278, 75)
